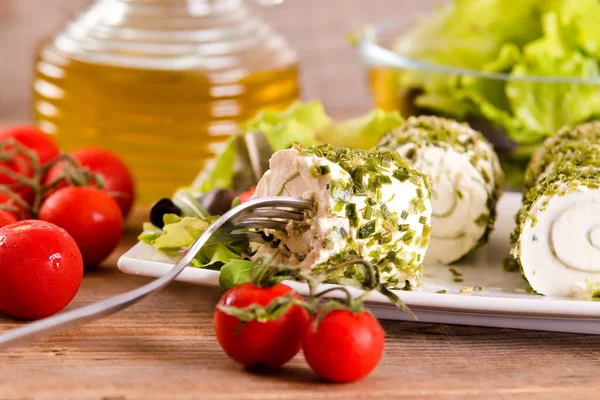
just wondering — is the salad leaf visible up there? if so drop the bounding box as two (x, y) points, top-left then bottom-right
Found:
(138, 222), (163, 243)
(317, 109), (404, 149)
(139, 215), (242, 269)
(506, 12), (600, 137)
(195, 139), (237, 194)
(219, 260), (255, 289)
(556, 0), (600, 59)
(193, 101), (331, 193)
(243, 100), (331, 150)
(392, 0), (544, 70)
(150, 215), (210, 251)
(172, 187), (210, 218)
(192, 243), (243, 269)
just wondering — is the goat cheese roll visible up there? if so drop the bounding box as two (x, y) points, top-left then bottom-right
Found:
(511, 163), (600, 298)
(378, 116), (503, 265)
(524, 122), (600, 190)
(251, 144), (433, 287)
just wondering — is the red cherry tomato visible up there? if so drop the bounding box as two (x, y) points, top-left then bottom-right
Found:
(303, 309), (385, 383)
(0, 125), (60, 166)
(0, 192), (30, 220)
(238, 186), (256, 204)
(214, 282), (309, 368)
(0, 126), (60, 204)
(0, 210), (17, 228)
(0, 220), (83, 320)
(45, 148), (135, 217)
(39, 186), (123, 265)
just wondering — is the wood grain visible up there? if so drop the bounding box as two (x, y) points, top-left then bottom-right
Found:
(2, 1), (600, 398)
(2, 213), (600, 399)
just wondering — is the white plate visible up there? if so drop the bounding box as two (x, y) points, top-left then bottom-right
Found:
(118, 192), (600, 334)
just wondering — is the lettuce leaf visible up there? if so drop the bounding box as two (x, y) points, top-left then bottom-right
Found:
(146, 215), (211, 252)
(392, 0), (544, 70)
(193, 101), (331, 193)
(505, 12), (600, 138)
(191, 243), (243, 269)
(317, 109), (404, 149)
(556, 0), (600, 59)
(138, 214), (241, 268)
(218, 260), (255, 289)
(244, 100), (331, 150)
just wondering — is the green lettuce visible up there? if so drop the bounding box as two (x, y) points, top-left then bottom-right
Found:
(317, 108), (404, 149)
(505, 12), (600, 137)
(392, 0), (544, 70)
(138, 214), (241, 268)
(243, 100), (331, 150)
(218, 260), (255, 289)
(389, 0), (600, 150)
(150, 215), (210, 251)
(556, 0), (600, 59)
(191, 243), (243, 269)
(195, 101), (331, 193)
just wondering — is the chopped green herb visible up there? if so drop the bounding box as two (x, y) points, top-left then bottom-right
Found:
(309, 164), (331, 177)
(357, 220), (376, 239)
(277, 172), (300, 196)
(449, 268), (462, 277)
(474, 213), (490, 227)
(345, 203), (358, 227)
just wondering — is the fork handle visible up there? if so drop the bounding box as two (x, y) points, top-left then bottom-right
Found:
(0, 260), (189, 350)
(0, 196), (310, 349)
(0, 224), (210, 349)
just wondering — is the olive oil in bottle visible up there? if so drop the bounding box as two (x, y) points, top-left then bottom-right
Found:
(33, 0), (300, 205)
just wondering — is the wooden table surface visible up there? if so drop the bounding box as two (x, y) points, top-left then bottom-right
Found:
(1, 213), (600, 399)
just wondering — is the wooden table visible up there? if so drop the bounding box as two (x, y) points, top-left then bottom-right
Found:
(1, 213), (600, 399)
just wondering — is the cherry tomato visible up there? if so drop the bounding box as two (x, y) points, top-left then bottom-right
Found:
(0, 125), (60, 166)
(0, 210), (17, 228)
(214, 282), (309, 368)
(0, 126), (60, 203)
(0, 192), (30, 220)
(0, 220), (83, 320)
(45, 148), (135, 217)
(238, 186), (256, 204)
(39, 186), (123, 265)
(303, 309), (385, 383)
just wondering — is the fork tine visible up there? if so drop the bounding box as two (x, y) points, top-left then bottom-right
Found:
(236, 218), (289, 231)
(249, 208), (305, 220)
(240, 197), (313, 212)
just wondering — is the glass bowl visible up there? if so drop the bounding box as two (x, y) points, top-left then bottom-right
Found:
(357, 21), (600, 188)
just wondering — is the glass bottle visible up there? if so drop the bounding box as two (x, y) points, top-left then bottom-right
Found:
(32, 0), (299, 205)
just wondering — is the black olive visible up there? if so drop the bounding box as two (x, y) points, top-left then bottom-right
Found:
(150, 198), (182, 228)
(196, 188), (236, 216)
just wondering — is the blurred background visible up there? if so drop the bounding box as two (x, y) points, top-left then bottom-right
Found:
(0, 0), (437, 120)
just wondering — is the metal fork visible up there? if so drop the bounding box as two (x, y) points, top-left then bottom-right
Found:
(0, 196), (312, 349)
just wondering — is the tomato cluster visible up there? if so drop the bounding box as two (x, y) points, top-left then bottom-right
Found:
(214, 281), (386, 383)
(0, 125), (135, 320)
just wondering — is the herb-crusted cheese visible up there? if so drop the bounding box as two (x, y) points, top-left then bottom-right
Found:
(511, 122), (600, 298)
(378, 116), (503, 265)
(251, 144), (433, 287)
(524, 122), (600, 190)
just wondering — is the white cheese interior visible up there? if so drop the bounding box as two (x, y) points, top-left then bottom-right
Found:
(251, 148), (432, 286)
(396, 144), (492, 265)
(517, 188), (600, 298)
